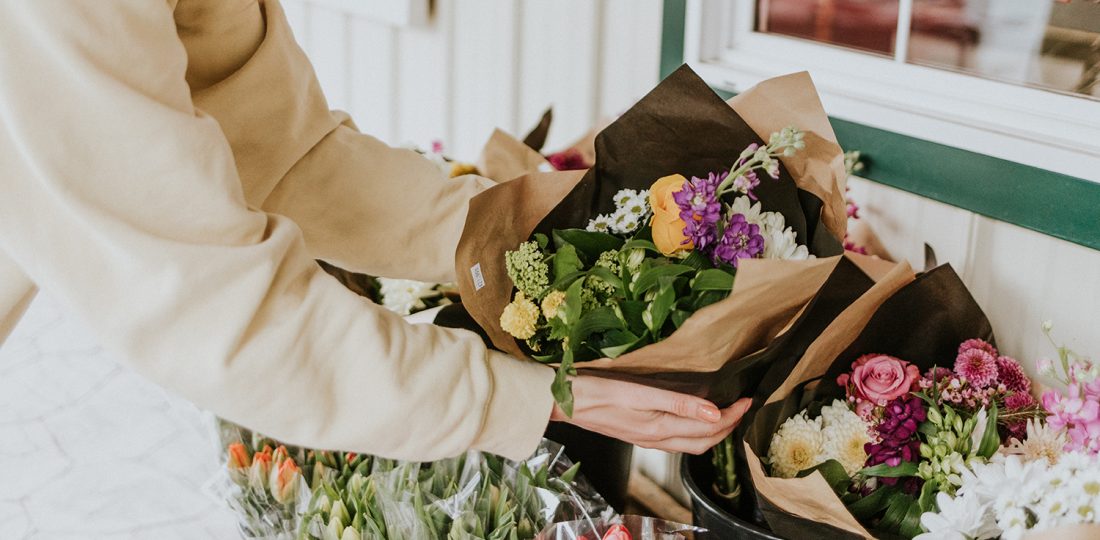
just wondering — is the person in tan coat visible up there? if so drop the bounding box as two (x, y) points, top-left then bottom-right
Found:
(0, 0), (749, 462)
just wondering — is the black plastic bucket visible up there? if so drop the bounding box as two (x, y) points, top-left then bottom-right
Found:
(545, 422), (633, 511)
(681, 453), (783, 539)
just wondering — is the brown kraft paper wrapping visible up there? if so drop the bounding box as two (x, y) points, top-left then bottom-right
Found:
(456, 65), (852, 402)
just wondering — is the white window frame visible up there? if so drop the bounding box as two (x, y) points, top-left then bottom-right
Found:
(682, 0), (1100, 182)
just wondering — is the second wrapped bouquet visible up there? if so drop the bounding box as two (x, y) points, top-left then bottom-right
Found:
(456, 65), (851, 413)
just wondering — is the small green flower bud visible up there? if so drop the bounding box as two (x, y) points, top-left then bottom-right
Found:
(928, 408), (943, 426)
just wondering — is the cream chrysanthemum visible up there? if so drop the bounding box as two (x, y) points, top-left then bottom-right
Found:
(377, 278), (438, 316)
(1005, 419), (1067, 466)
(767, 412), (824, 478)
(500, 292), (540, 339)
(820, 400), (873, 476)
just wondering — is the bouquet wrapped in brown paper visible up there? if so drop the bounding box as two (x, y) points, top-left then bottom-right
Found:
(455, 65), (853, 414)
(737, 264), (1008, 539)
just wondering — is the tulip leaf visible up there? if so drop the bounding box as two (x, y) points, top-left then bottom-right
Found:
(599, 330), (642, 358)
(552, 229), (623, 261)
(681, 250), (714, 271)
(978, 403), (1000, 459)
(618, 300), (647, 335)
(859, 461), (919, 478)
(691, 268), (735, 293)
(918, 478), (939, 513)
(899, 499), (925, 538)
(879, 491), (916, 532)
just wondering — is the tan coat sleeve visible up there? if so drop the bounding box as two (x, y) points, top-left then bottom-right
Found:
(183, 0), (481, 283)
(0, 0), (554, 461)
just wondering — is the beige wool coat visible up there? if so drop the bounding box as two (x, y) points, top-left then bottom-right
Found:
(0, 0), (554, 461)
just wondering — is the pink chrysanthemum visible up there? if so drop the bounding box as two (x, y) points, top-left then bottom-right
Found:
(1005, 391), (1036, 410)
(955, 348), (999, 388)
(958, 338), (997, 358)
(997, 355), (1031, 394)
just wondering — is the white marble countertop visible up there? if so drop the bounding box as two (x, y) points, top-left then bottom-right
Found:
(0, 294), (240, 539)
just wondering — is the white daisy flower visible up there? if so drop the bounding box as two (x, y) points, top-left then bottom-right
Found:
(609, 207), (641, 234)
(613, 189), (638, 208)
(586, 214), (613, 233)
(1004, 419), (1067, 466)
(622, 193), (650, 218)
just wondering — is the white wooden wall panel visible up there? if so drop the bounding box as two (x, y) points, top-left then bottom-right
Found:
(347, 19), (398, 142)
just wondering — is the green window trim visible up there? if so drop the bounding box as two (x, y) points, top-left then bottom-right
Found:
(660, 0), (1100, 252)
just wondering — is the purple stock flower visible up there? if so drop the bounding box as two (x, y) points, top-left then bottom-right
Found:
(730, 170), (761, 200)
(864, 395), (927, 489)
(672, 173), (725, 252)
(712, 213), (764, 267)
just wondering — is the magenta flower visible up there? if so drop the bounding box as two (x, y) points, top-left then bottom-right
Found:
(955, 348), (999, 389)
(958, 338), (998, 357)
(1005, 391), (1035, 411)
(865, 395), (926, 491)
(712, 213), (764, 267)
(672, 173), (724, 252)
(546, 148), (590, 171)
(996, 356), (1031, 394)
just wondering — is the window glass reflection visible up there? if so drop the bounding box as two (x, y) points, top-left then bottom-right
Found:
(756, 0), (901, 56)
(909, 0), (1100, 100)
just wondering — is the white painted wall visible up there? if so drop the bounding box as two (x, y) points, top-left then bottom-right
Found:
(281, 0), (1100, 503)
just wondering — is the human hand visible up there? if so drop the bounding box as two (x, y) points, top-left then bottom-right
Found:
(549, 375), (752, 455)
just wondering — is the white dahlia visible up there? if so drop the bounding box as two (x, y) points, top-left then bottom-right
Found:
(767, 412), (824, 478)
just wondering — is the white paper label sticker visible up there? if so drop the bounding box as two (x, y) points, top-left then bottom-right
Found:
(470, 263), (485, 291)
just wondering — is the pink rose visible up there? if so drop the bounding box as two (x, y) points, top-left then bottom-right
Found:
(848, 354), (920, 405)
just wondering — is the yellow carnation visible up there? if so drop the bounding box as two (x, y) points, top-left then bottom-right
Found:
(500, 292), (540, 340)
(540, 290), (567, 320)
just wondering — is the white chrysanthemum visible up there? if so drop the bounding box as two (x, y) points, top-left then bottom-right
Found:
(767, 412), (824, 478)
(819, 400), (872, 476)
(1004, 420), (1067, 466)
(613, 188), (638, 208)
(586, 214), (613, 233)
(915, 491), (1000, 540)
(377, 278), (438, 315)
(762, 223), (811, 261)
(729, 196), (765, 227)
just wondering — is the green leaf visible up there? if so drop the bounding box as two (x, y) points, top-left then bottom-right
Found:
(533, 233), (549, 250)
(563, 280), (584, 326)
(552, 244), (582, 281)
(692, 268), (735, 293)
(899, 499), (925, 538)
(586, 266), (623, 291)
(620, 239), (659, 253)
(569, 307), (624, 345)
(847, 486), (894, 520)
(643, 280), (677, 335)
(632, 264), (693, 296)
(551, 350), (575, 417)
(978, 403), (1000, 459)
(618, 300), (647, 335)
(859, 461), (919, 478)
(670, 309), (692, 329)
(879, 491), (917, 532)
(692, 290), (726, 311)
(559, 462), (582, 484)
(918, 479), (939, 513)
(681, 250), (714, 271)
(599, 330), (643, 358)
(547, 270), (586, 292)
(795, 459), (851, 497)
(552, 229), (623, 261)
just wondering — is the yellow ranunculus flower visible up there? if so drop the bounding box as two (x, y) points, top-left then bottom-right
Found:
(648, 174), (692, 256)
